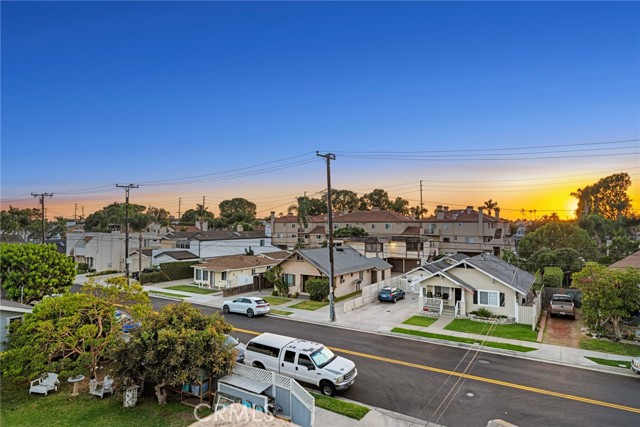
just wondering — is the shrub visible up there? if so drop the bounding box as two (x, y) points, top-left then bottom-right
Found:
(272, 290), (279, 297)
(305, 278), (329, 302)
(471, 308), (495, 318)
(77, 263), (89, 273)
(159, 261), (200, 280)
(542, 266), (563, 287)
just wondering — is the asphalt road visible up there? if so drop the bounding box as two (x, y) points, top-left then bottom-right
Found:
(150, 298), (640, 427)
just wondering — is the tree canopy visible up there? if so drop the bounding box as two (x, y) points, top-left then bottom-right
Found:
(572, 262), (640, 340)
(217, 198), (257, 228)
(571, 173), (633, 220)
(334, 226), (368, 238)
(111, 302), (235, 404)
(84, 202), (146, 232)
(0, 277), (150, 382)
(181, 203), (215, 225)
(0, 243), (76, 303)
(517, 222), (597, 261)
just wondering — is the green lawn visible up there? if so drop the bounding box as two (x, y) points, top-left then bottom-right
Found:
(263, 296), (292, 306)
(391, 327), (537, 352)
(585, 356), (632, 369)
(444, 319), (538, 342)
(270, 309), (293, 316)
(335, 290), (362, 302)
(402, 316), (438, 327)
(580, 337), (640, 357)
(148, 291), (188, 299)
(165, 285), (218, 295)
(289, 300), (327, 310)
(311, 393), (370, 420)
(0, 380), (195, 427)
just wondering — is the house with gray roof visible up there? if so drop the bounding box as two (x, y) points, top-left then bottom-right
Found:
(407, 253), (536, 324)
(278, 247), (392, 298)
(1, 299), (33, 351)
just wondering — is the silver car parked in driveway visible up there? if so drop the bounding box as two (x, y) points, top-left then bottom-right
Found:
(222, 296), (270, 318)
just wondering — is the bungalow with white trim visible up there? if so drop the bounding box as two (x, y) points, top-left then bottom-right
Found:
(192, 253), (283, 289)
(278, 247), (392, 298)
(409, 253), (536, 324)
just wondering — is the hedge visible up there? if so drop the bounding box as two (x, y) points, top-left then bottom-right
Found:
(305, 278), (330, 302)
(140, 261), (200, 284)
(542, 266), (563, 288)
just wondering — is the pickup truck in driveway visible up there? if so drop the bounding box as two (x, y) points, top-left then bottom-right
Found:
(549, 294), (575, 319)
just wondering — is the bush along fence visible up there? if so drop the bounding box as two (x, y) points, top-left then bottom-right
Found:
(139, 261), (200, 284)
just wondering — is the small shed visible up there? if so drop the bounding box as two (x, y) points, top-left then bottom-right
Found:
(0, 299), (33, 351)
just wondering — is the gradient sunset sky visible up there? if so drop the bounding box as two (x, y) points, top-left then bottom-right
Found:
(2, 1), (639, 221)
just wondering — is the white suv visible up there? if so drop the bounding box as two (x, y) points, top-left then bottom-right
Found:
(222, 297), (270, 318)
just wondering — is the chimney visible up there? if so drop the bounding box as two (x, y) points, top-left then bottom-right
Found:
(443, 206), (449, 213)
(494, 207), (500, 221)
(436, 205), (444, 220)
(466, 205), (473, 215)
(410, 208), (416, 221)
(478, 206), (484, 235)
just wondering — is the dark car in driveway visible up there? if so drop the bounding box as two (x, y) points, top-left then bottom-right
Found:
(378, 286), (405, 303)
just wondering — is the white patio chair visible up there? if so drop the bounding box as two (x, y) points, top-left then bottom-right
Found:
(90, 375), (114, 398)
(29, 373), (59, 395)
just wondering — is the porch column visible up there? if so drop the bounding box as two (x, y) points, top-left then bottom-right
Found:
(418, 287), (424, 313)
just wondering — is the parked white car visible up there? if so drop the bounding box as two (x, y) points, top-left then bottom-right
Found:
(632, 357), (640, 375)
(222, 297), (270, 318)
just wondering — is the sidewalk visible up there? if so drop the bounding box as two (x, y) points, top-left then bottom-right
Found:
(142, 282), (638, 427)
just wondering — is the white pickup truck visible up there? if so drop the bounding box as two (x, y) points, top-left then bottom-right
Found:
(549, 294), (575, 319)
(244, 333), (357, 396)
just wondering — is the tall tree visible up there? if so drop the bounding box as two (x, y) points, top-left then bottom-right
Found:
(146, 206), (172, 227)
(330, 189), (359, 213)
(483, 199), (498, 216)
(603, 236), (640, 265)
(572, 263), (640, 340)
(181, 204), (215, 225)
(0, 277), (150, 382)
(517, 222), (597, 261)
(0, 243), (76, 303)
(389, 197), (410, 215)
(217, 198), (257, 228)
(111, 302), (235, 404)
(359, 189), (391, 210)
(571, 173), (633, 220)
(84, 202), (146, 232)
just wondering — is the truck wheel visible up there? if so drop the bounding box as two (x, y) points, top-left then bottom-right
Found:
(320, 381), (336, 397)
(253, 361), (265, 370)
(223, 305), (230, 314)
(247, 309), (254, 318)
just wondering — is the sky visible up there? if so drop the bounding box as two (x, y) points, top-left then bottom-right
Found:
(1, 1), (639, 221)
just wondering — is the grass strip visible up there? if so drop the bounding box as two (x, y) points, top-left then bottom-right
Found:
(580, 337), (640, 357)
(311, 393), (370, 420)
(270, 309), (293, 316)
(444, 319), (538, 342)
(402, 316), (438, 327)
(335, 290), (363, 303)
(263, 296), (292, 305)
(289, 300), (327, 311)
(585, 356), (632, 369)
(165, 285), (218, 294)
(391, 327), (537, 352)
(148, 291), (188, 299)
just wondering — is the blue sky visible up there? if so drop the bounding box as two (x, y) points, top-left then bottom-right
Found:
(2, 1), (639, 220)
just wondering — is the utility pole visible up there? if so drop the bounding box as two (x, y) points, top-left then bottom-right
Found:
(31, 193), (53, 244)
(419, 180), (423, 218)
(74, 203), (78, 222)
(116, 184), (139, 281)
(81, 206), (85, 221)
(178, 197), (182, 221)
(202, 196), (206, 212)
(317, 151), (336, 322)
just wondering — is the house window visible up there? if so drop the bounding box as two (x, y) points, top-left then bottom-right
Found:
(203, 271), (208, 281)
(385, 224), (392, 230)
(252, 269), (256, 275)
(475, 290), (501, 307)
(371, 224), (377, 229)
(260, 239), (265, 246)
(443, 237), (450, 243)
(365, 243), (383, 252)
(196, 270), (202, 280)
(425, 224), (436, 234)
(177, 241), (190, 249)
(290, 234), (296, 238)
(443, 224), (451, 230)
(283, 274), (295, 286)
(465, 237), (475, 243)
(407, 241), (422, 251)
(334, 224), (339, 229)
(458, 223), (463, 227)
(292, 224), (296, 229)
(316, 235), (323, 240)
(221, 271), (227, 280)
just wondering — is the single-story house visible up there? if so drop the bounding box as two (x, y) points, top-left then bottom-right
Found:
(278, 247), (392, 298)
(0, 299), (33, 351)
(408, 253), (536, 324)
(192, 253), (283, 289)
(608, 250), (640, 270)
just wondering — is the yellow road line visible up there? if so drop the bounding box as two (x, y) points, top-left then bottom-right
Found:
(233, 327), (640, 414)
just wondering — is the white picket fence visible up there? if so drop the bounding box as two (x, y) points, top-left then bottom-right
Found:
(518, 295), (542, 330)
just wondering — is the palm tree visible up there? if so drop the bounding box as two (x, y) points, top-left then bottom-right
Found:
(483, 199), (498, 216)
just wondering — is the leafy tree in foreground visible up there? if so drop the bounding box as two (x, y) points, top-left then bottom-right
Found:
(111, 302), (235, 404)
(0, 243), (76, 303)
(264, 265), (288, 297)
(572, 263), (640, 340)
(0, 277), (150, 382)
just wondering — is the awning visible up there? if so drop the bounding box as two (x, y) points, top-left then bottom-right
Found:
(218, 374), (271, 394)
